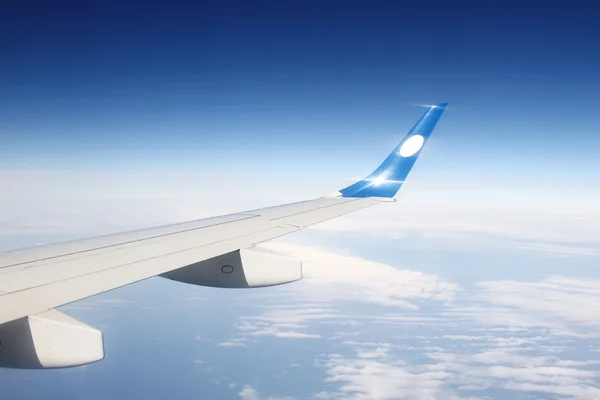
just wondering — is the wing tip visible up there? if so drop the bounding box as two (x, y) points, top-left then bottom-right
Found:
(339, 103), (447, 198)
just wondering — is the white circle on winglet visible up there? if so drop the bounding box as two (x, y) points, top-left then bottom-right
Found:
(399, 135), (425, 157)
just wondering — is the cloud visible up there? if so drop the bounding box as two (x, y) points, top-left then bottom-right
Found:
(0, 170), (333, 237)
(253, 331), (321, 339)
(423, 348), (600, 398)
(518, 243), (599, 257)
(318, 354), (452, 400)
(448, 275), (600, 336)
(230, 244), (600, 346)
(224, 244), (458, 345)
(502, 382), (600, 399)
(262, 243), (458, 308)
(315, 339), (600, 400)
(235, 309), (333, 339)
(218, 338), (248, 347)
(440, 335), (486, 341)
(312, 271), (600, 399)
(218, 341), (248, 347)
(356, 345), (392, 359)
(238, 385), (260, 400)
(238, 385), (295, 400)
(222, 243), (600, 399)
(306, 179), (600, 247)
(4, 170), (597, 257)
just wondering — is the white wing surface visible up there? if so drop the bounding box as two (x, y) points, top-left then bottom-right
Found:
(0, 104), (447, 368)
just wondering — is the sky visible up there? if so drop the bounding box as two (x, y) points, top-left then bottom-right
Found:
(1, 1), (600, 399)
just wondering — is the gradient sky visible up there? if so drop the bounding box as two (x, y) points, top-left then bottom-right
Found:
(2, 0), (599, 176)
(2, 2), (600, 399)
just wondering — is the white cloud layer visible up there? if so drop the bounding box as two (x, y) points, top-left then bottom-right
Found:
(263, 243), (458, 308)
(2, 170), (599, 399)
(224, 244), (600, 399)
(316, 341), (600, 400)
(449, 275), (600, 336)
(1, 171), (598, 257)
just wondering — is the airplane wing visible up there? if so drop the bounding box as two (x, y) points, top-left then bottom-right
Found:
(0, 103), (447, 369)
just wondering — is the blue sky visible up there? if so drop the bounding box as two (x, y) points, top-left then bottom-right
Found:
(2, 0), (600, 174)
(2, 1), (600, 399)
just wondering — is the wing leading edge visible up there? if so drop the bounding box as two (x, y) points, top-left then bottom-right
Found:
(0, 104), (446, 369)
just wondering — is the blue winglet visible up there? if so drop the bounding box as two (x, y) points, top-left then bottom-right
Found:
(339, 103), (447, 198)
